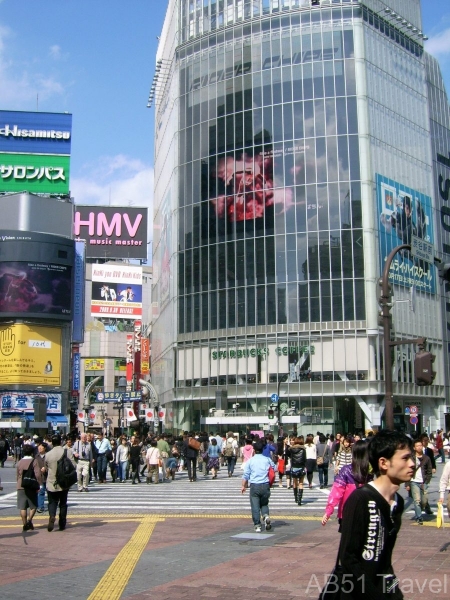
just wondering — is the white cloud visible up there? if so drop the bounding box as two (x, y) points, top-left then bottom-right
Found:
(426, 28), (450, 56)
(0, 23), (66, 107)
(71, 156), (154, 232)
(49, 44), (62, 59)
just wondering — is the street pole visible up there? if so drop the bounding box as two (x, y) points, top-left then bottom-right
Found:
(380, 244), (410, 430)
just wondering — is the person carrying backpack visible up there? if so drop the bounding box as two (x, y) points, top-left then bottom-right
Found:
(44, 434), (77, 532)
(223, 432), (239, 477)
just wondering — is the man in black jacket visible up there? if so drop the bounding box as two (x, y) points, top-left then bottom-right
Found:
(326, 430), (414, 599)
(405, 438), (433, 524)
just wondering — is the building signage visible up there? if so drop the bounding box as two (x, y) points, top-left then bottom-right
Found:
(0, 110), (72, 155)
(212, 345), (315, 360)
(1, 392), (62, 414)
(0, 153), (70, 194)
(377, 174), (435, 293)
(73, 241), (86, 343)
(91, 264), (142, 319)
(126, 334), (134, 392)
(0, 324), (62, 385)
(410, 234), (435, 264)
(85, 358), (105, 371)
(95, 391), (141, 402)
(141, 338), (150, 374)
(74, 206), (148, 260)
(73, 353), (80, 391)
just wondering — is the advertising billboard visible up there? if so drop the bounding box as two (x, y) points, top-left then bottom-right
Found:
(0, 261), (72, 317)
(0, 110), (72, 155)
(0, 153), (70, 194)
(91, 264), (142, 319)
(73, 241), (86, 342)
(377, 174), (435, 293)
(1, 392), (62, 414)
(74, 206), (148, 259)
(0, 324), (62, 386)
(85, 358), (105, 370)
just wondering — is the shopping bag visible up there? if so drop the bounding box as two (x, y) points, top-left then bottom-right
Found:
(437, 503), (444, 528)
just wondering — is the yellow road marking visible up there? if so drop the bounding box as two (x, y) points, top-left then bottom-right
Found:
(0, 513), (322, 521)
(87, 516), (164, 600)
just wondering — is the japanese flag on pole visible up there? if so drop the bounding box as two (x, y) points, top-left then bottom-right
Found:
(145, 409), (155, 423)
(158, 408), (166, 421)
(77, 411), (85, 423)
(126, 407), (136, 423)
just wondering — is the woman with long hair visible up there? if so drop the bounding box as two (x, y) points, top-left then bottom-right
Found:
(334, 434), (353, 475)
(286, 436), (307, 505)
(322, 439), (372, 528)
(304, 433), (317, 489)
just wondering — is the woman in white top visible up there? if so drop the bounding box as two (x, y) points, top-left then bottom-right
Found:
(304, 434), (317, 489)
(116, 437), (130, 483)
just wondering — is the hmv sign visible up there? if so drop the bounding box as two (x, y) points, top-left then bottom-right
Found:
(74, 206), (148, 259)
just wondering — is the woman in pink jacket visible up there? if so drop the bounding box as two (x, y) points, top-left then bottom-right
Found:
(321, 440), (372, 529)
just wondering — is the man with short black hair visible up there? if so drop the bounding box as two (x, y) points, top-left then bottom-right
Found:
(44, 434), (76, 532)
(241, 440), (276, 533)
(405, 439), (432, 523)
(322, 430), (414, 599)
(95, 431), (112, 483)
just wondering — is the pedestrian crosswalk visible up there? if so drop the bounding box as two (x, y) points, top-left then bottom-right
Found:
(63, 470), (331, 514)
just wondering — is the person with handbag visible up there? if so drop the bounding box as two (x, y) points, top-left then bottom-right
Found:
(129, 436), (143, 484)
(241, 440), (277, 532)
(286, 436), (307, 505)
(305, 434), (317, 489)
(157, 434), (171, 481)
(316, 433), (332, 489)
(146, 439), (161, 484)
(183, 431), (200, 482)
(16, 444), (42, 532)
(207, 438), (220, 478)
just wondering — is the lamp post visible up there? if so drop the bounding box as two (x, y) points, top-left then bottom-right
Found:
(117, 376), (127, 436)
(83, 376), (101, 433)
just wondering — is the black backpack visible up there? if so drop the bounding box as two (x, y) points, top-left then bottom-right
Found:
(55, 449), (77, 489)
(22, 459), (40, 490)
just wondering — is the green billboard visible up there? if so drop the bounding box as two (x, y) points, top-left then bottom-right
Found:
(0, 152), (70, 194)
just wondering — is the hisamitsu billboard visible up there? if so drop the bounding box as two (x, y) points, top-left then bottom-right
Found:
(74, 206), (148, 260)
(0, 110), (72, 155)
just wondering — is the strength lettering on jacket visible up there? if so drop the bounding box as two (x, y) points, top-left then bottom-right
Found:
(362, 500), (384, 562)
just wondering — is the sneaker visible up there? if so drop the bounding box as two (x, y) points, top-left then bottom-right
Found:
(22, 523), (31, 532)
(254, 524), (262, 533)
(27, 520), (34, 530)
(36, 508), (45, 513)
(425, 507), (434, 515)
(416, 518), (423, 525)
(263, 515), (272, 531)
(48, 516), (56, 532)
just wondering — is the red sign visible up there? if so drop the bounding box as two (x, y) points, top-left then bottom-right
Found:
(410, 406), (418, 415)
(126, 334), (133, 392)
(141, 338), (150, 374)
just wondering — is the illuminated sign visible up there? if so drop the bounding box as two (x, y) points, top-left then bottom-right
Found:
(91, 264), (142, 319)
(74, 206), (148, 259)
(0, 324), (62, 385)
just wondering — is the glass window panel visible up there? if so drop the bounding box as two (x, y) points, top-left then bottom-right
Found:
(273, 68), (283, 105)
(310, 281), (320, 321)
(343, 29), (354, 58)
(313, 61), (324, 99)
(341, 230), (353, 277)
(267, 284), (276, 324)
(328, 182), (340, 229)
(330, 230), (342, 279)
(321, 280), (331, 321)
(327, 136), (338, 183)
(303, 63), (313, 99)
(257, 285), (266, 325)
(319, 231), (331, 279)
(288, 282), (298, 323)
(273, 104), (283, 142)
(317, 181), (328, 228)
(256, 237), (265, 283)
(353, 230), (364, 277)
(299, 281), (309, 323)
(228, 289), (236, 328)
(193, 293), (200, 331)
(332, 280), (343, 320)
(355, 280), (365, 320)
(293, 101), (304, 138)
(347, 97), (358, 135)
(337, 136), (349, 180)
(296, 186), (307, 231)
(282, 66), (293, 103)
(277, 284), (287, 324)
(247, 285), (255, 326)
(266, 236), (276, 284)
(186, 295), (193, 332)
(292, 65), (303, 101)
(350, 182), (362, 228)
(340, 183), (352, 229)
(297, 232), (308, 280)
(314, 98), (325, 137)
(343, 280), (354, 321)
(325, 98), (336, 135)
(336, 97), (347, 135)
(334, 60), (345, 96)
(179, 296), (185, 334)
(316, 137), (327, 185)
(237, 287), (246, 327)
(283, 102), (293, 141)
(348, 135), (360, 181)
(324, 61), (335, 97)
(303, 101), (314, 138)
(308, 231), (319, 279)
(219, 290), (227, 328)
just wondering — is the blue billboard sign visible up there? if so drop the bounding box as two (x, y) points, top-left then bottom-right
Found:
(0, 110), (72, 156)
(377, 174), (435, 294)
(73, 353), (81, 391)
(72, 241), (86, 343)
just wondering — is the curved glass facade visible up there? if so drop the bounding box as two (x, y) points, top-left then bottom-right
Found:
(151, 0), (448, 435)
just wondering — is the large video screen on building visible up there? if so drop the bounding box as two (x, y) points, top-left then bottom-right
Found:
(91, 264), (142, 319)
(0, 261), (72, 317)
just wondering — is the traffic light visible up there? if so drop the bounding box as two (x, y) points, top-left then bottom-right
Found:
(414, 351), (436, 386)
(268, 408), (275, 420)
(437, 262), (450, 282)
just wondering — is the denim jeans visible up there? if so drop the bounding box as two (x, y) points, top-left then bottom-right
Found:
(97, 454), (108, 481)
(317, 463), (329, 487)
(410, 481), (427, 519)
(38, 482), (46, 510)
(227, 456), (236, 475)
(118, 460), (128, 481)
(438, 448), (445, 463)
(249, 483), (271, 525)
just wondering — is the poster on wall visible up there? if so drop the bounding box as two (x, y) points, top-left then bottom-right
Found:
(0, 261), (72, 317)
(91, 264), (142, 319)
(0, 324), (62, 385)
(377, 174), (435, 293)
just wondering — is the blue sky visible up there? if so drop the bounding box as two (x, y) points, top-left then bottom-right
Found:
(0, 0), (449, 224)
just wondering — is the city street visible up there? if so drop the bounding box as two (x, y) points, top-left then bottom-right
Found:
(1, 458), (450, 599)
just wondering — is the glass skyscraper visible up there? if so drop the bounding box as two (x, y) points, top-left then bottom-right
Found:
(151, 0), (450, 435)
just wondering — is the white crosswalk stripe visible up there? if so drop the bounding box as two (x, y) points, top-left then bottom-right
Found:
(63, 470), (331, 513)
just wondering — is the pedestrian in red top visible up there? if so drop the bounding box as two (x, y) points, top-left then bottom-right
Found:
(436, 429), (445, 464)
